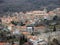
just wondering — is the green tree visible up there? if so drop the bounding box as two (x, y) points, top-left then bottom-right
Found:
(53, 15), (58, 20)
(19, 34), (27, 45)
(11, 21), (18, 25)
(53, 25), (56, 31)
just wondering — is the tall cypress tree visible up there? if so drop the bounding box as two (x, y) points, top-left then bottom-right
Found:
(53, 25), (56, 31)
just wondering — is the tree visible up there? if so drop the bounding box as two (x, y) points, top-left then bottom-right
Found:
(44, 19), (49, 25)
(11, 21), (18, 26)
(19, 34), (27, 45)
(53, 25), (56, 31)
(52, 38), (60, 45)
(0, 19), (2, 22)
(19, 21), (25, 26)
(53, 15), (58, 20)
(31, 32), (34, 36)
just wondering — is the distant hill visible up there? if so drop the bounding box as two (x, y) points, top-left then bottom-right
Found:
(0, 0), (60, 13)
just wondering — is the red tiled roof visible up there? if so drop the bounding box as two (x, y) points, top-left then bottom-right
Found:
(22, 32), (30, 35)
(48, 11), (56, 15)
(0, 42), (5, 45)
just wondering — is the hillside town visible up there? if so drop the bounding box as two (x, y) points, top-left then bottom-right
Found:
(0, 8), (60, 45)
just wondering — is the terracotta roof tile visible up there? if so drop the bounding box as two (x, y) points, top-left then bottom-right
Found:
(22, 32), (30, 35)
(0, 42), (5, 45)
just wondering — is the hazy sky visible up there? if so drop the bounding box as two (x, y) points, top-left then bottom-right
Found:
(0, 0), (60, 13)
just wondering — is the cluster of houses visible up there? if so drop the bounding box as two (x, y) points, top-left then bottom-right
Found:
(0, 8), (60, 45)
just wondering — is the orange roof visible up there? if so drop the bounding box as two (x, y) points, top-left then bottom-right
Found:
(9, 24), (14, 27)
(16, 26), (20, 28)
(26, 21), (32, 24)
(0, 42), (5, 45)
(20, 26), (26, 29)
(13, 44), (17, 45)
(22, 32), (30, 35)
(31, 36), (37, 40)
(27, 35), (32, 39)
(48, 11), (56, 15)
(34, 25), (46, 29)
(27, 35), (37, 40)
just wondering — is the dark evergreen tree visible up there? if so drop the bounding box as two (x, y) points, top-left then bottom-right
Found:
(19, 34), (27, 45)
(52, 38), (60, 45)
(53, 25), (56, 31)
(53, 16), (58, 20)
(0, 19), (2, 22)
(31, 32), (34, 36)
(11, 21), (18, 26)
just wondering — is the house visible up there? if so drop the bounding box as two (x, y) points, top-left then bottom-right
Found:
(26, 26), (34, 34)
(48, 11), (56, 20)
(34, 25), (47, 33)
(22, 32), (30, 35)
(0, 42), (6, 45)
(7, 24), (14, 31)
(28, 36), (48, 45)
(20, 26), (27, 32)
(1, 16), (12, 24)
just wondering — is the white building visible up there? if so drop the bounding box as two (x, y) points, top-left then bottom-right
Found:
(26, 26), (34, 33)
(29, 36), (48, 45)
